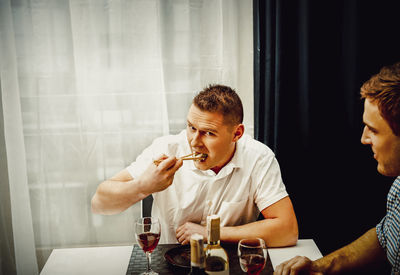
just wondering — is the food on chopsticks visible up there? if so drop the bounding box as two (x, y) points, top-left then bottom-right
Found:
(181, 152), (208, 161)
(153, 152), (207, 166)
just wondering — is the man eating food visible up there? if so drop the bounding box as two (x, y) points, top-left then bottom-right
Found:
(91, 84), (298, 246)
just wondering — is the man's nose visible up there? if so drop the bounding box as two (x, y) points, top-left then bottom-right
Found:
(190, 131), (202, 147)
(361, 126), (370, 145)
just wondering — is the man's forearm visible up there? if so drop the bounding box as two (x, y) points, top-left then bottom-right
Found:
(92, 158), (182, 215)
(219, 197), (298, 247)
(220, 217), (298, 247)
(91, 179), (148, 215)
(312, 228), (387, 274)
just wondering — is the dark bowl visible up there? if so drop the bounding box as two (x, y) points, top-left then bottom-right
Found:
(164, 244), (191, 274)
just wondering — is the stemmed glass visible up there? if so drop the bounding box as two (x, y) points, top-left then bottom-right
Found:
(135, 217), (161, 275)
(238, 238), (267, 275)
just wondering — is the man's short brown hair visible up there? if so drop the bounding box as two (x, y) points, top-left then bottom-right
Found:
(193, 84), (243, 126)
(361, 62), (400, 136)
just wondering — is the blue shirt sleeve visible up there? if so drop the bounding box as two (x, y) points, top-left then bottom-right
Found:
(376, 177), (400, 273)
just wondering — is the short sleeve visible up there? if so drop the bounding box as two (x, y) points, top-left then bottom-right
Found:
(126, 141), (156, 179)
(254, 155), (288, 212)
(375, 176), (400, 272)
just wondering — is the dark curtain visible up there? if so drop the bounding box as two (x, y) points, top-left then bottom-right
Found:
(254, 0), (400, 261)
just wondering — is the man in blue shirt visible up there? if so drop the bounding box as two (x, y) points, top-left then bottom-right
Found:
(274, 62), (400, 274)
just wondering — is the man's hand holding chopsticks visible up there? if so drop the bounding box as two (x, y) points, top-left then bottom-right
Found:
(137, 154), (183, 195)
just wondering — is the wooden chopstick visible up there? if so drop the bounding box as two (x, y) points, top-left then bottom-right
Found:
(180, 156), (205, 161)
(153, 152), (194, 166)
(179, 153), (195, 159)
(153, 153), (205, 165)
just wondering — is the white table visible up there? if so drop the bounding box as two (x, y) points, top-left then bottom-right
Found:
(268, 239), (323, 270)
(40, 239), (322, 275)
(40, 246), (133, 275)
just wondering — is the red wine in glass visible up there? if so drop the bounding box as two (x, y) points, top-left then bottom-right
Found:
(238, 238), (267, 275)
(137, 232), (160, 253)
(135, 217), (161, 275)
(240, 254), (266, 275)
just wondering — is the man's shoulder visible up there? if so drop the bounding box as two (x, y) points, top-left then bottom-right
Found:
(238, 134), (275, 158)
(151, 130), (188, 154)
(389, 176), (400, 196)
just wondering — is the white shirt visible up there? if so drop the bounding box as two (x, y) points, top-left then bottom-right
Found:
(127, 130), (288, 243)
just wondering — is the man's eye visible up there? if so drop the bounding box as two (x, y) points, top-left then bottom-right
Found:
(206, 132), (215, 136)
(368, 127), (377, 134)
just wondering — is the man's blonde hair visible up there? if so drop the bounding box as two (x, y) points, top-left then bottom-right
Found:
(361, 62), (400, 136)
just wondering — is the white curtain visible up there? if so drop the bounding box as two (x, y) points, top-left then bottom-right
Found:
(0, 0), (253, 273)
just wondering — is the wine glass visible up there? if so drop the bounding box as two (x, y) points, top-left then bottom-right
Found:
(135, 217), (161, 275)
(238, 238), (267, 275)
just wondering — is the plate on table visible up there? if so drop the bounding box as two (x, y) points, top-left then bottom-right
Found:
(164, 244), (191, 273)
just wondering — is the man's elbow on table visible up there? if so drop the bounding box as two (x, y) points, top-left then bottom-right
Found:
(282, 210), (299, 247)
(280, 218), (299, 247)
(261, 197), (299, 247)
(264, 217), (298, 248)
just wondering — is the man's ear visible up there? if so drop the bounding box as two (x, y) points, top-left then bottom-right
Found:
(232, 124), (244, 142)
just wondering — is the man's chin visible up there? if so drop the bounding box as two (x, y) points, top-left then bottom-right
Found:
(193, 161), (209, 170)
(378, 164), (400, 177)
